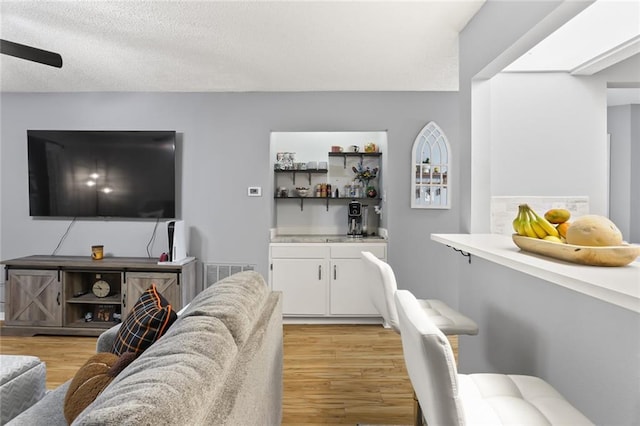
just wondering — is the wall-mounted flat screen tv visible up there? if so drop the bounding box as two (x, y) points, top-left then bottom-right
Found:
(27, 130), (176, 219)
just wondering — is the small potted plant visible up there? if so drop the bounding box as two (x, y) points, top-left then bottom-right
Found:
(352, 162), (379, 198)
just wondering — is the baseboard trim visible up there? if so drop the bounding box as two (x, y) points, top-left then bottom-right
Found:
(283, 316), (382, 325)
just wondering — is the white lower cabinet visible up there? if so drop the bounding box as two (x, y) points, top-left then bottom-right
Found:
(271, 258), (329, 315)
(330, 258), (377, 315)
(269, 242), (386, 319)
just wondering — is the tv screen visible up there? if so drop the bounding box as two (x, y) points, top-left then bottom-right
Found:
(27, 130), (176, 218)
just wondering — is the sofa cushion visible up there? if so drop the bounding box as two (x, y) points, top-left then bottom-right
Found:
(73, 315), (239, 425)
(0, 355), (46, 424)
(111, 284), (177, 356)
(5, 381), (70, 425)
(180, 271), (268, 346)
(63, 352), (136, 423)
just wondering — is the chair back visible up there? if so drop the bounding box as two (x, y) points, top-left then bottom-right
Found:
(361, 251), (400, 332)
(394, 290), (464, 426)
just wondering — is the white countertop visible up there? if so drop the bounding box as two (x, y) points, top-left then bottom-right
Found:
(271, 235), (387, 244)
(431, 233), (640, 313)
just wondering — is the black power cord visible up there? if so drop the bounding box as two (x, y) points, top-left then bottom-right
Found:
(51, 217), (77, 256)
(146, 217), (160, 258)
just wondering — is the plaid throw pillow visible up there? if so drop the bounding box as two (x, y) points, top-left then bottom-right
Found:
(111, 284), (177, 356)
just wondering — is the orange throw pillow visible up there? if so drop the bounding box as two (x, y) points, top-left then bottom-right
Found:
(64, 352), (136, 423)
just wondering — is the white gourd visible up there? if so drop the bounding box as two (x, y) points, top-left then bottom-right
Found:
(566, 215), (623, 246)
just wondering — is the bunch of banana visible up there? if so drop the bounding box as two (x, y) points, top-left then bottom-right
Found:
(513, 204), (562, 242)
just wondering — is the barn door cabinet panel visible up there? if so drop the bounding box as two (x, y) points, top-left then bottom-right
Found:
(6, 269), (62, 327)
(123, 272), (181, 318)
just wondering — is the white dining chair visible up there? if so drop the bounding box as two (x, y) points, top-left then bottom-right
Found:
(394, 289), (594, 426)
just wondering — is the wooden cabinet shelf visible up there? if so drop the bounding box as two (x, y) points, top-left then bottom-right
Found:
(328, 152), (381, 157)
(1, 255), (197, 336)
(274, 196), (379, 200)
(274, 169), (328, 172)
(66, 293), (121, 304)
(329, 152), (381, 168)
(274, 196), (381, 211)
(274, 152), (382, 211)
(65, 320), (115, 329)
(274, 169), (327, 185)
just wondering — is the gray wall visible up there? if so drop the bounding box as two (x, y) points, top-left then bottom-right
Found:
(0, 91), (462, 303)
(633, 104), (640, 243)
(608, 105), (633, 241)
(455, 2), (636, 423)
(458, 0), (574, 232)
(488, 72), (608, 214)
(450, 245), (640, 425)
(608, 104), (640, 243)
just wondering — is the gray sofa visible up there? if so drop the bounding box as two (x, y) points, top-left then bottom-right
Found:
(9, 271), (283, 425)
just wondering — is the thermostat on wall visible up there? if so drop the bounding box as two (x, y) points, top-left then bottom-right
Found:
(247, 187), (262, 197)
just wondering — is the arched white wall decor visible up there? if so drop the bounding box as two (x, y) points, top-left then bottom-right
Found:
(411, 121), (451, 209)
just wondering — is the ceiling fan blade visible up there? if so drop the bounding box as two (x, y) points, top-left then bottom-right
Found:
(0, 39), (63, 68)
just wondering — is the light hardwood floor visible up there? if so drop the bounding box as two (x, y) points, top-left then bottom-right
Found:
(0, 323), (457, 425)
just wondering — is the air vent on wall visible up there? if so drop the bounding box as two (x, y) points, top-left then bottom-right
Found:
(204, 263), (256, 288)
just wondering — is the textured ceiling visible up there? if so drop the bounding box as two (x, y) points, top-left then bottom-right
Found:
(0, 1), (485, 92)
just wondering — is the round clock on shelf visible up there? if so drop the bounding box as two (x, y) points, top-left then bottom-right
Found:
(92, 279), (111, 298)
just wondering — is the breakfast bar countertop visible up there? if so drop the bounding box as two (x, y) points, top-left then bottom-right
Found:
(271, 235), (387, 244)
(431, 233), (640, 313)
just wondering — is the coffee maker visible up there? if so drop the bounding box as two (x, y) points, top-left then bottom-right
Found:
(347, 200), (363, 238)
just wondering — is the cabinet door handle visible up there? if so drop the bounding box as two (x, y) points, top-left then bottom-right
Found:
(56, 292), (61, 306)
(318, 265), (322, 280)
(333, 264), (337, 280)
(122, 293), (126, 308)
